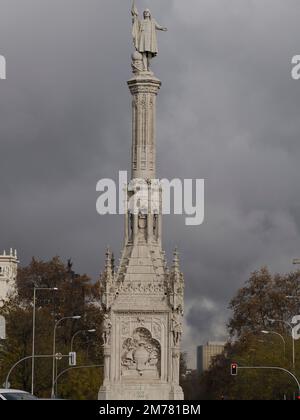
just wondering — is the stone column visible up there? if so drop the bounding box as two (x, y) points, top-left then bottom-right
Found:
(103, 346), (111, 386)
(172, 349), (180, 385)
(127, 75), (161, 180)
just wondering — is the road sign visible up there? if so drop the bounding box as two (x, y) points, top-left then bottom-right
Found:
(69, 352), (77, 367)
(55, 353), (63, 360)
(0, 316), (6, 340)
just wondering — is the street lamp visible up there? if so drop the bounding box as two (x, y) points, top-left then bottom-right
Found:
(70, 329), (96, 352)
(32, 287), (58, 395)
(51, 315), (81, 399)
(267, 318), (295, 370)
(261, 330), (286, 360)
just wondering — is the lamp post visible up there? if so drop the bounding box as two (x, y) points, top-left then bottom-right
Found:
(261, 330), (286, 360)
(267, 318), (295, 370)
(31, 287), (58, 395)
(70, 329), (96, 353)
(232, 366), (300, 398)
(51, 315), (81, 399)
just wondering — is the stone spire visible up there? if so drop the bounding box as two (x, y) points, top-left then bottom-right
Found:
(104, 247), (113, 281)
(172, 248), (180, 272)
(99, 248), (115, 312)
(169, 249), (184, 313)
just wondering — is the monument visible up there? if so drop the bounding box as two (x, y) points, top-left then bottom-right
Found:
(98, 2), (185, 400)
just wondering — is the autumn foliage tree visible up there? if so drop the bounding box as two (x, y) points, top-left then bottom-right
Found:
(195, 267), (300, 400)
(0, 257), (103, 399)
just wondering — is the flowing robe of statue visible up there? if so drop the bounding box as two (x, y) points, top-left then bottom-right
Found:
(131, 4), (167, 71)
(133, 16), (162, 56)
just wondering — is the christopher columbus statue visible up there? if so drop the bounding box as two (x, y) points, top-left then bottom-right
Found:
(131, 1), (167, 72)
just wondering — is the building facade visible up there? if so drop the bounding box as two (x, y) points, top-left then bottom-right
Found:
(0, 249), (18, 306)
(197, 342), (226, 374)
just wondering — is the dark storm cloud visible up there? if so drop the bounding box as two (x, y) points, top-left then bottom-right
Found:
(1, 0), (300, 366)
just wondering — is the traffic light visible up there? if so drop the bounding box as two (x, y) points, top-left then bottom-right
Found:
(69, 351), (77, 367)
(231, 363), (238, 376)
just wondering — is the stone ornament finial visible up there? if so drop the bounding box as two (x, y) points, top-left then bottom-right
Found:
(171, 309), (183, 347)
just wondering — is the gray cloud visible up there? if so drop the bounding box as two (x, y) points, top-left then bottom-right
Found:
(1, 0), (300, 367)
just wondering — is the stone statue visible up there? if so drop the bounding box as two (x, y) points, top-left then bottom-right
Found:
(171, 310), (182, 346)
(102, 313), (112, 345)
(131, 1), (167, 72)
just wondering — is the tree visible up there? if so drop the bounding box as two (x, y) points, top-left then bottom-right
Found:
(0, 257), (103, 399)
(193, 267), (300, 400)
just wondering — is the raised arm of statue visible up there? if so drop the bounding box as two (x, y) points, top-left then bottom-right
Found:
(155, 21), (168, 32)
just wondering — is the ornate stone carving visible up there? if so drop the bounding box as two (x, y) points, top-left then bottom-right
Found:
(152, 320), (162, 341)
(119, 281), (166, 295)
(172, 349), (180, 384)
(121, 327), (161, 378)
(121, 320), (130, 336)
(131, 51), (144, 74)
(102, 313), (112, 346)
(171, 309), (183, 347)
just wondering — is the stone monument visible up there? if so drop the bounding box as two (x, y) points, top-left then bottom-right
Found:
(98, 1), (184, 400)
(0, 249), (18, 307)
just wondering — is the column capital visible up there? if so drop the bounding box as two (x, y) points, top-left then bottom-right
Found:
(127, 74), (161, 96)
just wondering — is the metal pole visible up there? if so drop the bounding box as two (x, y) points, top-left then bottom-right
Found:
(262, 331), (286, 361)
(272, 331), (286, 361)
(268, 319), (296, 370)
(51, 321), (57, 399)
(6, 354), (68, 390)
(70, 330), (82, 353)
(292, 333), (295, 371)
(51, 316), (81, 399)
(70, 329), (95, 353)
(31, 287), (57, 395)
(237, 366), (300, 396)
(276, 332), (286, 360)
(53, 364), (103, 398)
(31, 288), (36, 395)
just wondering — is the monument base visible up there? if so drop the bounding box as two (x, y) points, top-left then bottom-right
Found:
(98, 383), (184, 400)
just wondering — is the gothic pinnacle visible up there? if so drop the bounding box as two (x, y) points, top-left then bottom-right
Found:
(173, 248), (180, 272)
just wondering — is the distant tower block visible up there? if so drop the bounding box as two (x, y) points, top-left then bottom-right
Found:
(0, 249), (18, 305)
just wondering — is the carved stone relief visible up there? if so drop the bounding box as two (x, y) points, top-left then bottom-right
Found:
(121, 327), (161, 379)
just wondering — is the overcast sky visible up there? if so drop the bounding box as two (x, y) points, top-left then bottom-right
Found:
(1, 0), (300, 367)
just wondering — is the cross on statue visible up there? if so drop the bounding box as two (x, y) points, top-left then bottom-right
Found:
(131, 0), (167, 72)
